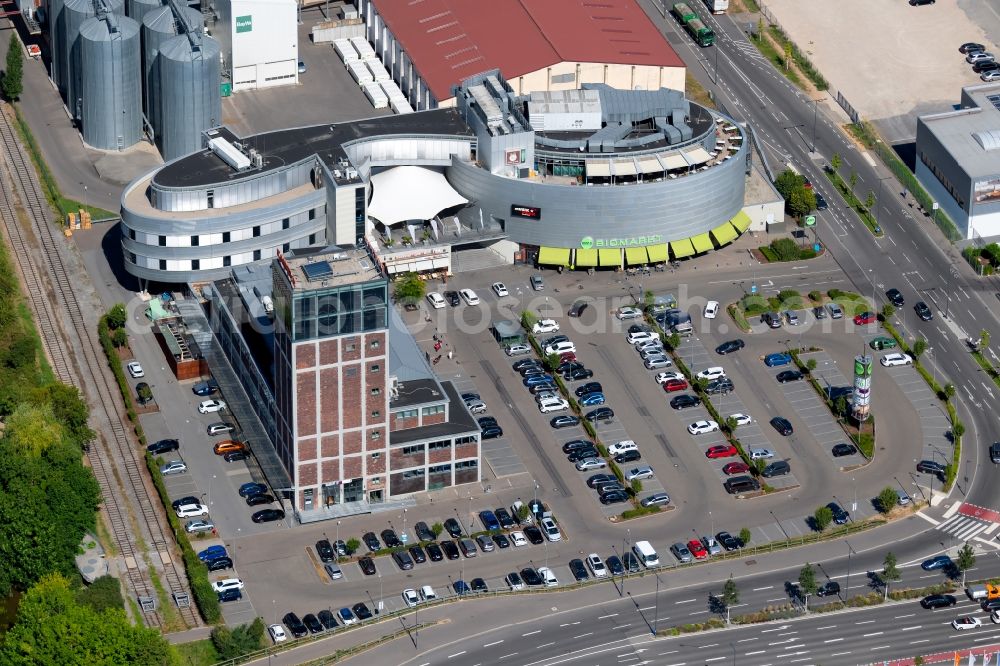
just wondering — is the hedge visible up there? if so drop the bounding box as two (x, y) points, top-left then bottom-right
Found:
(97, 314), (146, 445)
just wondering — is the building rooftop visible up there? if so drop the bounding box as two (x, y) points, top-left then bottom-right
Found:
(389, 381), (479, 445)
(388, 306), (435, 383)
(390, 377), (446, 410)
(920, 83), (1000, 178)
(373, 0), (683, 102)
(276, 247), (383, 291)
(153, 109), (472, 190)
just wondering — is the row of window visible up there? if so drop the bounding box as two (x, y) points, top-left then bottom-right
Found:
(128, 210), (318, 247)
(397, 440), (458, 456)
(393, 404), (445, 420)
(920, 151), (967, 212)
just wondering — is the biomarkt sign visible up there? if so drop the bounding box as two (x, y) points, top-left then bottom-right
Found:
(580, 235), (664, 249)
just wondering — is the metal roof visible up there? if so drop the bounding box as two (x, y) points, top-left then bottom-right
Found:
(918, 83), (1000, 178)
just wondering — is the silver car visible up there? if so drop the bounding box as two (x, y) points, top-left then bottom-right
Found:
(644, 355), (672, 369)
(641, 493), (670, 507)
(702, 536), (723, 556)
(670, 542), (693, 563)
(625, 465), (655, 481)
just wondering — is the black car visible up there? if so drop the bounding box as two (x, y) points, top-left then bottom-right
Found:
(563, 439), (594, 454)
(813, 305), (828, 320)
(512, 359), (542, 372)
(528, 382), (559, 395)
(477, 416), (499, 427)
(569, 301), (590, 318)
(147, 438), (180, 455)
(492, 533), (510, 549)
(614, 450), (641, 464)
(238, 482), (267, 498)
(575, 382), (603, 397)
(551, 415), (581, 429)
(628, 323), (652, 334)
(425, 542), (444, 561)
(495, 507), (516, 529)
(567, 447), (600, 463)
(193, 379), (219, 396)
(770, 416), (793, 436)
(832, 443), (858, 457)
(557, 361), (585, 375)
(524, 526), (545, 545)
(921, 594), (957, 609)
(441, 540), (461, 560)
(521, 567), (544, 586)
(816, 581), (841, 598)
(622, 552), (641, 573)
(444, 290), (460, 306)
(224, 450), (250, 463)
(914, 301), (933, 321)
(670, 394), (701, 410)
(283, 612), (308, 638)
(334, 539), (349, 556)
(352, 602), (373, 620)
(595, 481), (626, 495)
(584, 407), (614, 423)
(564, 367), (595, 381)
(569, 559), (589, 581)
(974, 60), (1000, 74)
(715, 339), (745, 355)
(381, 529), (402, 549)
(302, 613), (323, 634)
(315, 539), (335, 562)
(704, 378), (735, 395)
(358, 557), (377, 575)
(461, 391), (481, 402)
(414, 521), (436, 542)
(245, 493), (274, 506)
(444, 518), (464, 538)
(541, 335), (569, 348)
(961, 42), (986, 54)
(409, 545), (426, 563)
(391, 550), (414, 571)
(827, 502), (850, 525)
(471, 577), (488, 592)
(587, 473), (617, 488)
(606, 555), (625, 576)
(886, 288), (905, 306)
(206, 556), (233, 572)
(600, 491), (630, 505)
(814, 192), (828, 210)
(362, 532), (382, 552)
(481, 425), (504, 439)
(983, 598), (1000, 611)
(716, 531), (741, 551)
(776, 370), (803, 383)
(171, 495), (200, 510)
(318, 609), (338, 630)
(520, 365), (548, 377)
(917, 459), (946, 476)
(251, 509), (285, 523)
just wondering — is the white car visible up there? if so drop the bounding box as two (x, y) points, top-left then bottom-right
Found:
(510, 531), (528, 547)
(687, 420), (720, 435)
(459, 288), (480, 305)
(466, 400), (488, 414)
(505, 343), (531, 356)
(492, 282), (509, 297)
(625, 465), (654, 481)
(127, 361), (144, 378)
(575, 457), (607, 471)
(880, 353), (913, 367)
(953, 616), (982, 631)
(544, 341), (576, 355)
(185, 519), (215, 534)
(636, 340), (664, 353)
(626, 330), (656, 345)
(586, 553), (608, 577)
(655, 371), (685, 384)
(268, 624), (288, 643)
(175, 503), (209, 518)
(968, 51), (994, 63)
(538, 566), (559, 587)
(533, 319), (560, 334)
(616, 306), (643, 320)
(644, 355), (672, 369)
(992, 609), (1000, 624)
(402, 588), (419, 607)
(704, 300), (720, 319)
(211, 578), (244, 593)
(419, 585), (437, 601)
(160, 460), (187, 475)
(608, 440), (638, 455)
(198, 399), (226, 414)
(534, 391), (560, 403)
(728, 413), (752, 426)
(540, 517), (562, 542)
(749, 448), (775, 460)
(538, 398), (569, 414)
(696, 366), (726, 381)
(426, 292), (446, 309)
(507, 573), (525, 590)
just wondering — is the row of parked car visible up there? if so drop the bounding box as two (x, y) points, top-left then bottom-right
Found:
(960, 42), (1000, 82)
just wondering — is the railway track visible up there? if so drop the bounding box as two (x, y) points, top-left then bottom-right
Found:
(0, 107), (199, 630)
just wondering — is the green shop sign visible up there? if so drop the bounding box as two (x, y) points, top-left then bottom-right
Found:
(236, 15), (253, 32)
(580, 235), (663, 249)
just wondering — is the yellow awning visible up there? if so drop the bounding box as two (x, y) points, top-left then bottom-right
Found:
(691, 233), (714, 254)
(625, 247), (649, 265)
(731, 210), (752, 233)
(598, 248), (621, 267)
(671, 239), (695, 259)
(710, 222), (739, 246)
(646, 243), (669, 263)
(575, 248), (598, 267)
(538, 247), (570, 266)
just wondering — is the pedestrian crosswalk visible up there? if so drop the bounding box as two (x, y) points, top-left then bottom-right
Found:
(936, 514), (995, 541)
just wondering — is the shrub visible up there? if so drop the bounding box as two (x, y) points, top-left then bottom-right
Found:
(346, 537), (362, 553)
(877, 486), (897, 514)
(808, 290), (822, 302)
(740, 294), (769, 316)
(770, 238), (800, 262)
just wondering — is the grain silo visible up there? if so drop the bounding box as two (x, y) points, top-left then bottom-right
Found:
(78, 11), (142, 150)
(142, 5), (202, 137)
(48, 0), (67, 94)
(157, 33), (220, 161)
(127, 0), (161, 24)
(60, 0), (124, 117)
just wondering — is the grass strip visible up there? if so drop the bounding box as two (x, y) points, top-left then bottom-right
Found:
(823, 169), (883, 236)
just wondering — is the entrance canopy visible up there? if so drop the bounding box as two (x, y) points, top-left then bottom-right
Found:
(367, 166), (468, 226)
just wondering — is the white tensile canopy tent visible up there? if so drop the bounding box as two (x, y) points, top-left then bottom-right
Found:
(367, 166), (469, 226)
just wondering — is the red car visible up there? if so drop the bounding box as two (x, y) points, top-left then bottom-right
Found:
(663, 379), (689, 392)
(687, 539), (709, 560)
(722, 461), (750, 475)
(853, 311), (876, 325)
(559, 352), (577, 363)
(706, 445), (739, 459)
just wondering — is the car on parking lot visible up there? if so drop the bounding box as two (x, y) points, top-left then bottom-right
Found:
(426, 542), (444, 561)
(441, 518), (462, 538)
(505, 343), (532, 356)
(564, 439), (596, 454)
(687, 539), (708, 559)
(608, 440), (638, 456)
(206, 556), (233, 572)
(521, 567), (544, 586)
(478, 510), (501, 532)
(670, 542), (693, 563)
(760, 312), (782, 328)
(727, 413), (752, 427)
(832, 442), (858, 457)
(749, 448), (775, 460)
(198, 545), (226, 561)
(828, 502), (850, 525)
(459, 288), (480, 305)
(716, 531), (741, 550)
(921, 594), (957, 609)
(975, 59), (1000, 73)
(481, 425), (504, 439)
(569, 301), (590, 318)
(706, 445), (738, 459)
(323, 562), (343, 580)
(147, 438), (179, 455)
(575, 457), (606, 471)
(961, 42), (986, 53)
(550, 415), (581, 429)
(401, 588), (420, 608)
(601, 490), (631, 505)
(533, 319), (560, 334)
(413, 521), (436, 542)
(212, 578), (245, 594)
(392, 550), (415, 570)
(575, 381), (603, 397)
(568, 558), (590, 581)
(579, 392), (605, 406)
(213, 440), (246, 455)
(539, 517), (562, 542)
(538, 397), (570, 414)
(358, 557), (377, 575)
(491, 533), (510, 549)
(616, 306), (643, 320)
(722, 461), (749, 475)
(776, 370), (803, 383)
(185, 519), (214, 534)
(953, 617), (982, 631)
(493, 507), (515, 530)
(704, 378), (734, 394)
(982, 70), (1000, 82)
(626, 330), (656, 344)
(198, 399), (226, 414)
(223, 449), (249, 463)
(283, 612), (308, 638)
(724, 475), (760, 494)
(715, 339), (745, 355)
(869, 336), (897, 350)
(544, 341), (576, 356)
(812, 305), (828, 320)
(827, 302), (844, 318)
(643, 355), (672, 369)
(509, 531), (528, 547)
(442, 540), (462, 560)
(704, 300), (720, 319)
(784, 311), (800, 326)
(175, 503), (209, 518)
(670, 393), (700, 409)
(539, 566), (559, 587)
(268, 623), (288, 643)
(207, 422), (235, 437)
(317, 610), (337, 631)
(696, 367), (726, 381)
(762, 460), (791, 477)
(524, 526), (545, 545)
(352, 602), (373, 621)
(917, 459), (946, 476)
(567, 447), (599, 463)
(564, 367), (595, 381)
(584, 407), (614, 423)
(641, 492), (670, 507)
(160, 460), (187, 475)
(881, 353), (913, 367)
(606, 556), (625, 576)
(531, 275), (545, 291)
(764, 352), (792, 367)
(425, 292), (446, 309)
(192, 379), (219, 397)
(769, 416), (793, 436)
(688, 420), (719, 435)
(921, 555), (953, 571)
(663, 378), (690, 393)
(625, 465), (654, 481)
(968, 51), (994, 63)
(441, 291), (459, 307)
(238, 482), (267, 498)
(408, 545), (427, 563)
(363, 532), (382, 551)
(127, 361), (144, 378)
(336, 607), (358, 626)
(654, 371), (685, 385)
(492, 282), (509, 297)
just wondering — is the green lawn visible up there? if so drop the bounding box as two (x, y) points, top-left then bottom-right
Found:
(174, 639), (220, 666)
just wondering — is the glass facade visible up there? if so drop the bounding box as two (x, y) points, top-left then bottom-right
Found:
(291, 280), (388, 342)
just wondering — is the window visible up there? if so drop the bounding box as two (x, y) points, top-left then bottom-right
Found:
(191, 235), (200, 247)
(223, 231), (230, 243)
(309, 208), (316, 220)
(345, 343), (356, 352)
(396, 409), (418, 419)
(455, 435), (477, 445)
(309, 233), (316, 245)
(422, 404), (444, 417)
(223, 256), (231, 267)
(191, 259), (200, 270)
(371, 387), (381, 396)
(370, 431), (381, 440)
(282, 218), (290, 230)
(455, 460), (478, 470)
(370, 339), (380, 349)
(401, 444), (424, 455)
(158, 235), (166, 246)
(128, 228), (135, 240)
(253, 249), (261, 261)
(159, 259), (167, 270)
(371, 452), (380, 459)
(207, 190), (214, 208)
(428, 463), (450, 474)
(370, 409), (380, 417)
(371, 364), (380, 374)
(253, 226), (261, 237)
(345, 367), (358, 377)
(283, 243), (290, 253)
(428, 440), (451, 451)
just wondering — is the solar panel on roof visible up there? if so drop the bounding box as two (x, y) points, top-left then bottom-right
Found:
(301, 261), (334, 282)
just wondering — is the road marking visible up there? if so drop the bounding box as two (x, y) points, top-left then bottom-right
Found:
(537, 642), (555, 649)
(895, 614), (915, 619)
(705, 658), (725, 663)
(855, 620), (876, 625)
(573, 632), (593, 639)
(863, 632), (884, 637)
(910, 639), (931, 645)
(824, 638), (844, 643)
(753, 586), (774, 591)
(745, 650), (766, 656)
(448, 651), (467, 659)
(484, 640), (504, 647)
(737, 637), (758, 643)
(522, 630), (541, 636)
(870, 645), (891, 651)
(698, 643), (719, 649)
(675, 598), (697, 604)
(944, 502), (963, 519)
(831, 652), (852, 657)
(901, 626), (922, 631)
(598, 613), (619, 619)
(498, 653), (518, 660)
(815, 625), (837, 630)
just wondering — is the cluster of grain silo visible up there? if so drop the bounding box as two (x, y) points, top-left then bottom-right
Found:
(46, 0), (221, 160)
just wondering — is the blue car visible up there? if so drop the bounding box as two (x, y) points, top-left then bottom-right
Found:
(921, 555), (953, 571)
(238, 482), (267, 498)
(338, 607), (358, 625)
(764, 352), (793, 367)
(524, 374), (555, 387)
(453, 580), (471, 595)
(580, 392), (605, 406)
(478, 510), (501, 532)
(198, 545), (227, 562)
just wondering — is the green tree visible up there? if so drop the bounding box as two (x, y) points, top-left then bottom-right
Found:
(212, 618), (265, 660)
(520, 310), (538, 333)
(111, 327), (129, 348)
(865, 190), (876, 211)
(813, 505), (833, 531)
(721, 576), (739, 624)
(912, 337), (928, 359)
(833, 395), (848, 418)
(881, 303), (895, 320)
(953, 421), (966, 439)
(944, 383), (956, 400)
(774, 169), (803, 200)
(545, 353), (562, 372)
(2, 336), (36, 370)
(830, 153), (842, 173)
(1, 573), (173, 664)
(848, 170), (858, 194)
(105, 303), (127, 330)
(514, 504), (531, 523)
(392, 272), (426, 303)
(788, 187), (816, 219)
(798, 563), (818, 610)
(345, 537), (361, 555)
(738, 527), (752, 547)
(956, 542), (976, 586)
(783, 42), (792, 70)
(430, 522), (444, 538)
(877, 486), (898, 514)
(881, 552), (900, 600)
(644, 290), (654, 306)
(75, 575), (124, 614)
(630, 479), (643, 494)
(666, 332), (681, 352)
(805, 358), (817, 372)
(770, 238), (800, 261)
(980, 329), (991, 349)
(2, 35), (24, 101)
(32, 383), (93, 450)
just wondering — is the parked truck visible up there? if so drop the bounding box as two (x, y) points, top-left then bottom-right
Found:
(966, 583), (1000, 601)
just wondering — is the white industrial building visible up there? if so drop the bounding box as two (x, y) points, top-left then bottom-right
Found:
(214, 0), (298, 91)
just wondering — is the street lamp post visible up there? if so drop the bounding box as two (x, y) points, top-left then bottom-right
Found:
(845, 541), (856, 601)
(402, 508), (407, 541)
(653, 573), (660, 636)
(810, 98), (819, 154)
(770, 510), (790, 540)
